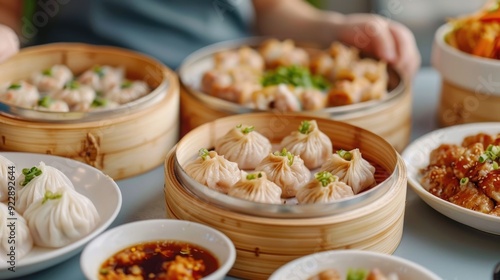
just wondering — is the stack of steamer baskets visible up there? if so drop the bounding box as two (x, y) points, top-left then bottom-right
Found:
(178, 38), (411, 152)
(164, 113), (408, 279)
(0, 43), (179, 180)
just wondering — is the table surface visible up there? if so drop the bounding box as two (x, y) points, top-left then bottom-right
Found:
(11, 67), (500, 280)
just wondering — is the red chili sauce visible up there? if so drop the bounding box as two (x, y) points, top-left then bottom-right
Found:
(99, 240), (219, 280)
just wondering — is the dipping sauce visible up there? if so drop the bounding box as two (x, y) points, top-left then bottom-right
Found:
(98, 240), (219, 280)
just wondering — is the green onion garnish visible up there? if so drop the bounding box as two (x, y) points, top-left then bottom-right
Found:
(20, 166), (43, 186)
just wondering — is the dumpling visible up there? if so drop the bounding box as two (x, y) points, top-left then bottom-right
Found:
(320, 149), (376, 194)
(215, 124), (272, 169)
(255, 148), (310, 198)
(16, 161), (75, 214)
(0, 204), (33, 260)
(48, 80), (96, 111)
(23, 189), (100, 248)
(104, 79), (150, 104)
(296, 171), (354, 204)
(184, 148), (241, 194)
(29, 64), (73, 93)
(0, 81), (40, 108)
(35, 96), (70, 112)
(86, 97), (120, 111)
(228, 172), (282, 204)
(77, 65), (124, 92)
(0, 155), (15, 202)
(280, 120), (332, 169)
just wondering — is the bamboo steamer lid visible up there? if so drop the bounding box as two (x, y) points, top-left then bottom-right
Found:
(164, 113), (407, 279)
(178, 38), (412, 152)
(0, 43), (179, 180)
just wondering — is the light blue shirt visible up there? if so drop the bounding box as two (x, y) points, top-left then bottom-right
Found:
(33, 0), (254, 69)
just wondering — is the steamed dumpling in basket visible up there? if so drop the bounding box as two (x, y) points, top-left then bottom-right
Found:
(184, 148), (241, 194)
(215, 124), (272, 170)
(29, 64), (73, 93)
(255, 148), (310, 198)
(228, 172), (282, 204)
(320, 148), (376, 194)
(280, 120), (332, 169)
(296, 171), (354, 204)
(0, 81), (40, 108)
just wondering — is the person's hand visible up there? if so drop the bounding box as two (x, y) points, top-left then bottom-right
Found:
(333, 13), (421, 80)
(0, 24), (19, 63)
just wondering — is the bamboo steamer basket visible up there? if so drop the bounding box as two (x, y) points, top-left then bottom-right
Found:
(432, 24), (500, 126)
(178, 38), (412, 152)
(164, 113), (407, 279)
(0, 43), (179, 180)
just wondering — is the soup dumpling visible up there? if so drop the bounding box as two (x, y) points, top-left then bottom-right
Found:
(296, 171), (354, 204)
(29, 64), (73, 93)
(320, 149), (376, 194)
(185, 148), (241, 194)
(280, 120), (332, 169)
(16, 161), (75, 214)
(228, 172), (282, 204)
(0, 204), (33, 260)
(24, 189), (100, 248)
(255, 148), (310, 198)
(215, 124), (272, 170)
(0, 155), (15, 202)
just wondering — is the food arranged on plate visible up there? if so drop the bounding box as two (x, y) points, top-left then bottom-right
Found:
(420, 132), (500, 216)
(200, 39), (389, 111)
(0, 154), (100, 261)
(445, 1), (500, 59)
(184, 120), (387, 205)
(0, 64), (150, 112)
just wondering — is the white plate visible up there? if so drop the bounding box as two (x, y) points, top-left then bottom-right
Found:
(0, 152), (122, 279)
(269, 249), (441, 280)
(402, 123), (500, 235)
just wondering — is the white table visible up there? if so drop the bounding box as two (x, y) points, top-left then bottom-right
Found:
(13, 67), (500, 280)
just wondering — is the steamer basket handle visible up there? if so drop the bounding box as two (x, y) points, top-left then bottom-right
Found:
(80, 132), (100, 168)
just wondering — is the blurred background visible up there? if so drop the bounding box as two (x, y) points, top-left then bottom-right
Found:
(315, 0), (487, 66)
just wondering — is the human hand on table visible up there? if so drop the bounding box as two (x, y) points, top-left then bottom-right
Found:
(333, 13), (421, 80)
(0, 24), (19, 63)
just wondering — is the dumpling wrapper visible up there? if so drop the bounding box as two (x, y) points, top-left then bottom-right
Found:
(255, 148), (310, 198)
(16, 161), (75, 214)
(0, 203), (33, 261)
(280, 120), (332, 169)
(185, 149), (241, 194)
(228, 172), (282, 204)
(215, 124), (272, 170)
(320, 149), (376, 194)
(24, 189), (100, 248)
(0, 155), (15, 202)
(296, 171), (354, 204)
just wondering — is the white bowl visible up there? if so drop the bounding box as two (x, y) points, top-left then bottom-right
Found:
(80, 219), (236, 280)
(269, 250), (441, 280)
(431, 23), (500, 95)
(0, 152), (122, 279)
(402, 123), (500, 235)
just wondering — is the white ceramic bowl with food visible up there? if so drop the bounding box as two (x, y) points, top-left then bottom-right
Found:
(269, 250), (441, 280)
(80, 219), (236, 280)
(402, 123), (500, 235)
(432, 21), (500, 126)
(0, 152), (122, 279)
